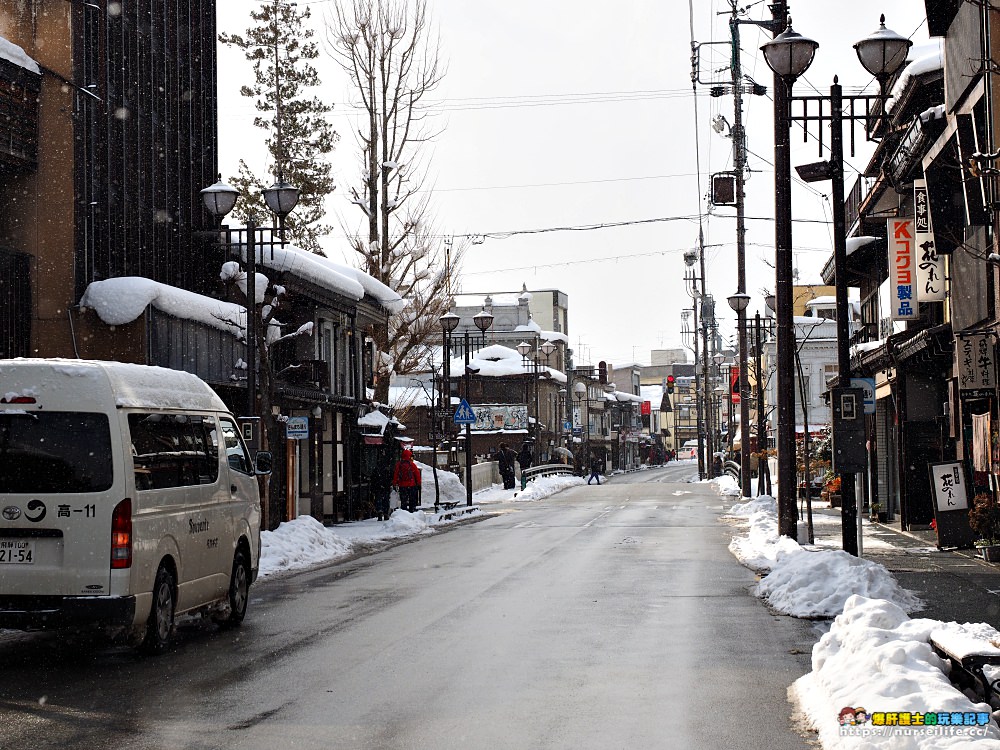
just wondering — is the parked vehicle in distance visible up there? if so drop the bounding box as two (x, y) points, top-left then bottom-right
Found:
(0, 359), (271, 653)
(679, 440), (699, 460)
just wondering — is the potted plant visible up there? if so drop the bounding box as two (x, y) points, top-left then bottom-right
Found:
(869, 501), (882, 523)
(969, 493), (1000, 562)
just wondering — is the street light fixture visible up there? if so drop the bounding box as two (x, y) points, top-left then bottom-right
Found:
(440, 310), (493, 506)
(760, 9), (910, 551)
(201, 177), (260, 418)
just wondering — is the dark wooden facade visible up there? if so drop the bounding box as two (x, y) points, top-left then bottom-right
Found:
(73, 1), (221, 298)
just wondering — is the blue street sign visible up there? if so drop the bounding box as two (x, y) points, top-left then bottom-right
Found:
(563, 421), (572, 431)
(851, 377), (876, 415)
(454, 399), (477, 425)
(285, 416), (309, 440)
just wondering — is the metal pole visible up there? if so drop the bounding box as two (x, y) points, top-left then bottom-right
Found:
(771, 0), (797, 539)
(246, 218), (257, 417)
(729, 6), (753, 498)
(831, 77), (859, 555)
(755, 313), (766, 495)
(464, 329), (473, 506)
(691, 279), (706, 479)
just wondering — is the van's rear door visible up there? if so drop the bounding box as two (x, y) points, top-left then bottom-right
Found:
(0, 409), (122, 596)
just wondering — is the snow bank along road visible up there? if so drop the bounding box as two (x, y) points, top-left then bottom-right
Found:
(0, 468), (816, 749)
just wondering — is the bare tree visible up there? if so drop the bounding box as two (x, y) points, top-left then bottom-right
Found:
(326, 0), (463, 401)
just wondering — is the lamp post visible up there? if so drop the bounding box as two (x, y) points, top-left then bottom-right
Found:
(201, 175), (300, 418)
(440, 309), (493, 507)
(761, 11), (910, 551)
(573, 380), (589, 465)
(683, 251), (707, 479)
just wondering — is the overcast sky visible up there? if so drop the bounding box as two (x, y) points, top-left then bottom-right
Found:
(216, 0), (929, 367)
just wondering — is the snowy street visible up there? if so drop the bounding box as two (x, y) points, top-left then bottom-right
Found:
(0, 468), (817, 750)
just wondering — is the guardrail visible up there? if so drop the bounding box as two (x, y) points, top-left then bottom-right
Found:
(521, 463), (577, 483)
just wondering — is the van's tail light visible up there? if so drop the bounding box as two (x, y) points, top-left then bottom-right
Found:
(111, 499), (132, 569)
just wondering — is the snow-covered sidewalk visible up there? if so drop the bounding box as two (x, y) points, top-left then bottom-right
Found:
(259, 465), (584, 579)
(718, 476), (1000, 748)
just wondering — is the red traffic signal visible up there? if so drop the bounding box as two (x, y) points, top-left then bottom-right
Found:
(666, 375), (675, 393)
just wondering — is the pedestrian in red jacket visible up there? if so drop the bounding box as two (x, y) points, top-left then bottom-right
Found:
(392, 448), (422, 513)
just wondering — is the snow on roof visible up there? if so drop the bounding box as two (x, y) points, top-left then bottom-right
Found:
(0, 36), (40, 74)
(846, 236), (879, 257)
(449, 343), (567, 383)
(887, 39), (943, 113)
(388, 385), (433, 409)
(238, 242), (406, 315)
(806, 296), (835, 306)
(541, 330), (569, 344)
(514, 319), (542, 333)
(80, 277), (245, 338)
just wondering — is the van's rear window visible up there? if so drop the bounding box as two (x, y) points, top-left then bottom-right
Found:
(0, 413), (114, 493)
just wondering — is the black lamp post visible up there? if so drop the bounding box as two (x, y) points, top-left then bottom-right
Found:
(201, 175), (300, 418)
(440, 309), (493, 506)
(761, 11), (910, 550)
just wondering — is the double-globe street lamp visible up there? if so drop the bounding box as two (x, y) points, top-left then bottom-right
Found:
(201, 176), (300, 418)
(517, 339), (557, 462)
(760, 8), (911, 549)
(440, 308), (494, 506)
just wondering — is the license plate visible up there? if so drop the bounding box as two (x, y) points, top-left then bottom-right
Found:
(0, 540), (34, 564)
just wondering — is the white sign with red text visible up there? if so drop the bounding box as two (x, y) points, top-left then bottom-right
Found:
(888, 218), (918, 321)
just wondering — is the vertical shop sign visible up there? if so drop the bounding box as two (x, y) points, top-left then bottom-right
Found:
(913, 180), (945, 302)
(956, 333), (996, 397)
(888, 218), (917, 320)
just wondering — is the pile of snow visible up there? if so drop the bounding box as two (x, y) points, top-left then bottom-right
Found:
(515, 474), (586, 501)
(420, 462), (467, 506)
(727, 499), (802, 573)
(724, 495), (919, 618)
(714, 474), (742, 497)
(758, 548), (921, 619)
(792, 596), (1000, 749)
(259, 515), (356, 576)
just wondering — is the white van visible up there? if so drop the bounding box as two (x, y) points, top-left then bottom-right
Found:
(679, 440), (699, 460)
(0, 359), (270, 653)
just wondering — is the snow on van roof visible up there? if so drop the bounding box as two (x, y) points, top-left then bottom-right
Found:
(0, 359), (229, 412)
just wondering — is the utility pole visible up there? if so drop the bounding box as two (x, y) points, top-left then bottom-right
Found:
(728, 1), (753, 497)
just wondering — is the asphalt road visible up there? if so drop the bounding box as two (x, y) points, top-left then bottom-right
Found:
(0, 467), (818, 750)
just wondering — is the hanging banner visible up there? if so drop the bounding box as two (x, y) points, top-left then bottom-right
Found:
(913, 180), (945, 302)
(470, 404), (528, 431)
(730, 367), (740, 404)
(956, 333), (996, 397)
(888, 218), (918, 320)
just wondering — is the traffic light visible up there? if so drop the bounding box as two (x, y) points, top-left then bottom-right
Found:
(666, 375), (675, 393)
(598, 361), (608, 384)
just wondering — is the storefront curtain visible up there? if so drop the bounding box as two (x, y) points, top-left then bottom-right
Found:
(972, 412), (991, 473)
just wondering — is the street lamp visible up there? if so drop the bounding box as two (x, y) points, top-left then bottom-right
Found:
(440, 309), (493, 506)
(201, 173), (301, 417)
(761, 10), (910, 552)
(573, 380), (590, 463)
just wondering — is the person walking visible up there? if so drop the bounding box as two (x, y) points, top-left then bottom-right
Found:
(588, 453), (604, 485)
(497, 442), (516, 489)
(392, 448), (422, 513)
(517, 440), (534, 490)
(372, 449), (393, 521)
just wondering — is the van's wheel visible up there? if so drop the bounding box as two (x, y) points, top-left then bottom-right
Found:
(221, 550), (250, 628)
(141, 565), (175, 654)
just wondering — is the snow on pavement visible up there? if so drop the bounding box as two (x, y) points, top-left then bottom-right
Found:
(719, 479), (1000, 748)
(259, 464), (583, 578)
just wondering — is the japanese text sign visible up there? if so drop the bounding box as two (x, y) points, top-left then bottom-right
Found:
(888, 218), (918, 320)
(913, 180), (945, 302)
(956, 333), (996, 394)
(929, 462), (969, 512)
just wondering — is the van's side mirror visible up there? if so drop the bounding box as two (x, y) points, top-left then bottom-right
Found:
(254, 451), (273, 476)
